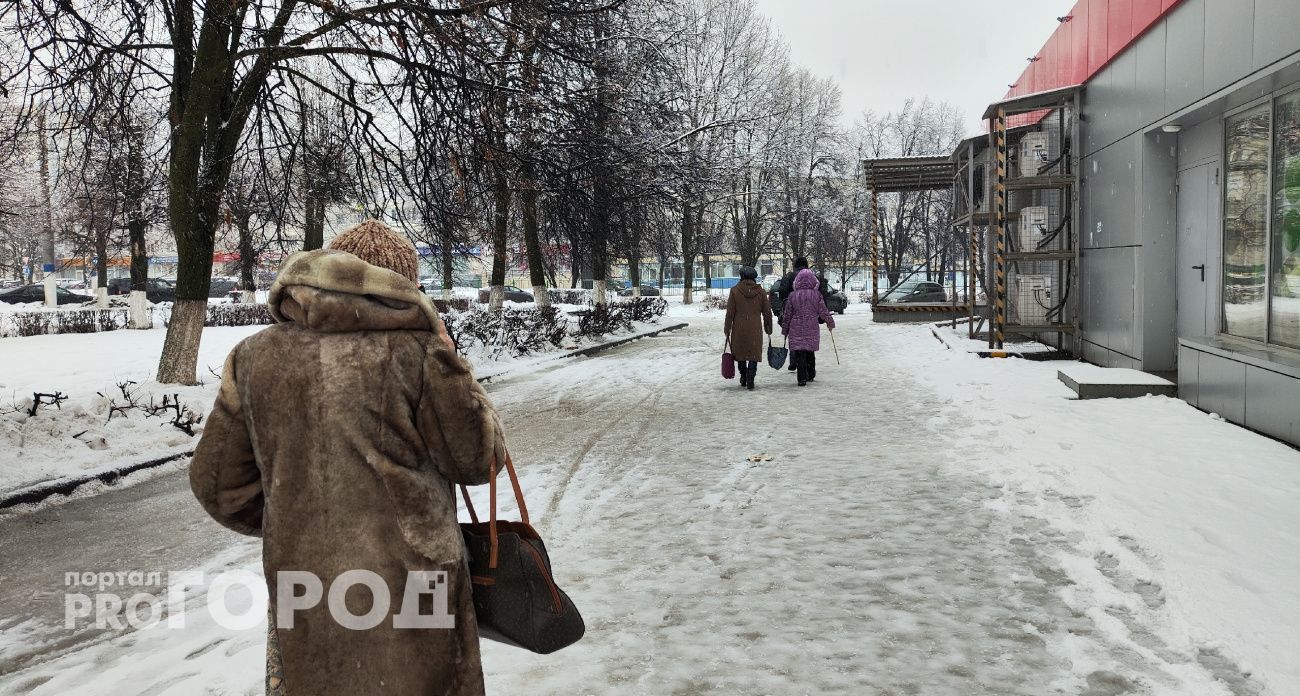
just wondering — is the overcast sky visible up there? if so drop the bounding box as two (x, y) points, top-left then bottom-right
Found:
(752, 0), (1076, 135)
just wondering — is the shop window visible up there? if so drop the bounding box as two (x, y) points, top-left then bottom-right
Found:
(1271, 91), (1300, 348)
(1222, 106), (1270, 341)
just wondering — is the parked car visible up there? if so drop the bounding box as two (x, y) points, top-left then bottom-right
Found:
(207, 277), (239, 298)
(769, 281), (848, 316)
(477, 285), (534, 303)
(881, 279), (947, 304)
(0, 284), (93, 305)
(617, 284), (662, 297)
(825, 289), (849, 314)
(106, 277), (177, 303)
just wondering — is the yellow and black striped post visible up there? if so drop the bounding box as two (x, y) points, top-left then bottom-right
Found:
(991, 107), (1008, 350)
(969, 224), (978, 339)
(870, 187), (880, 305)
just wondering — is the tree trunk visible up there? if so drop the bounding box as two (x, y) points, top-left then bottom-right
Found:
(569, 245), (580, 289)
(238, 216), (256, 302)
(489, 170), (510, 311)
(519, 168), (549, 308)
(159, 300), (206, 384)
(627, 249), (641, 297)
(127, 126), (151, 328)
(440, 242), (454, 302)
(303, 196), (325, 251)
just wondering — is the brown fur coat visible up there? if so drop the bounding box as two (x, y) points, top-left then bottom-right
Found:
(190, 249), (504, 695)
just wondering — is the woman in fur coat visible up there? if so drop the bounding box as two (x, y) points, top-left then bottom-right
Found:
(190, 219), (505, 695)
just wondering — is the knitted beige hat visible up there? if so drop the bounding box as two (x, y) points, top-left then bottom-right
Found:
(327, 219), (419, 282)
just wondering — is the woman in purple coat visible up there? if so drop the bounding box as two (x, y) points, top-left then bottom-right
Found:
(780, 268), (836, 386)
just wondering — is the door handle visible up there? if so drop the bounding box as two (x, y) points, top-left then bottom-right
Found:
(1192, 264), (1205, 282)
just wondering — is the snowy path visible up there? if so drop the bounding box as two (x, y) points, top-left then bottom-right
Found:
(0, 311), (1295, 695)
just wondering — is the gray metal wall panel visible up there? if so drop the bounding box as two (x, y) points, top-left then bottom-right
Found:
(1081, 250), (1106, 349)
(1084, 137), (1140, 248)
(1178, 346), (1200, 405)
(1085, 63), (1114, 155)
(1087, 51), (1140, 154)
(1205, 0), (1257, 95)
(1083, 338), (1107, 365)
(1133, 21), (1170, 128)
(1253, 0), (1300, 70)
(1137, 133), (1180, 370)
(1083, 246), (1139, 359)
(1178, 118), (1222, 169)
(1197, 352), (1247, 423)
(1245, 366), (1300, 443)
(1109, 251), (1138, 357)
(1165, 0), (1207, 114)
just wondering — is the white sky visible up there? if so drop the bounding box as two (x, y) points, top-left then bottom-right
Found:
(752, 0), (1076, 135)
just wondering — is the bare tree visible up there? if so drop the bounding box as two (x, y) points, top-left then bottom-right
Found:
(3, 0), (623, 383)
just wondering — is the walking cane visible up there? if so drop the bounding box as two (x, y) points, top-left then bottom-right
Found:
(829, 327), (840, 365)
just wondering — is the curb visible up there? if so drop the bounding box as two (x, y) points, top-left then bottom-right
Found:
(0, 451), (193, 511)
(0, 321), (690, 510)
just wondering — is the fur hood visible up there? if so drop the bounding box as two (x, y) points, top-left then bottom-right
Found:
(269, 249), (443, 334)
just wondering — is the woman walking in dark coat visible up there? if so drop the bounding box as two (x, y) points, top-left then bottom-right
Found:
(724, 267), (773, 390)
(780, 268), (836, 386)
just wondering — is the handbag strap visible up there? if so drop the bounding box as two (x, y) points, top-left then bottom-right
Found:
(459, 449), (529, 570)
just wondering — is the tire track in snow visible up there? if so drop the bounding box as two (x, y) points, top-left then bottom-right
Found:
(540, 348), (710, 522)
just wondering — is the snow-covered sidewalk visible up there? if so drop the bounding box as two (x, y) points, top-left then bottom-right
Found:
(0, 310), (682, 497)
(0, 310), (1296, 695)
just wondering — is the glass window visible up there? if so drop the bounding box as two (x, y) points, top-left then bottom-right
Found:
(1271, 90), (1300, 348)
(1222, 107), (1271, 341)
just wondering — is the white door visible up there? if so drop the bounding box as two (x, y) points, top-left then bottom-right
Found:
(1176, 164), (1216, 338)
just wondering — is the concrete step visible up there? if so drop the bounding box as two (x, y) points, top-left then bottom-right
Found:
(1057, 363), (1177, 400)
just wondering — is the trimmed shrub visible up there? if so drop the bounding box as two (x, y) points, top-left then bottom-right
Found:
(547, 288), (594, 305)
(433, 297), (473, 313)
(577, 304), (634, 337)
(205, 303), (275, 327)
(618, 297), (668, 323)
(444, 306), (569, 358)
(699, 294), (727, 311)
(1, 308), (133, 338)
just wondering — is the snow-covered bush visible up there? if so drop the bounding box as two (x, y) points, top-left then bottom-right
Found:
(444, 307), (569, 358)
(548, 289), (594, 305)
(154, 303), (274, 328)
(621, 297), (667, 323)
(433, 297), (472, 313)
(699, 294), (727, 311)
(577, 304), (635, 337)
(204, 303), (275, 327)
(1, 308), (133, 338)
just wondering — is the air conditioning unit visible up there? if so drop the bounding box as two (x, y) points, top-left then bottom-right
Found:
(1018, 132), (1051, 177)
(1012, 274), (1052, 325)
(1018, 206), (1050, 251)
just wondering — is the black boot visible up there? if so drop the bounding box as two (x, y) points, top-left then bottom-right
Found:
(746, 366), (756, 390)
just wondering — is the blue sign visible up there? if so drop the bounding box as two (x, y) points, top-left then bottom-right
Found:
(42, 263), (55, 273)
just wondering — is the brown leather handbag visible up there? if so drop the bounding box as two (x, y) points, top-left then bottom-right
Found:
(459, 453), (584, 654)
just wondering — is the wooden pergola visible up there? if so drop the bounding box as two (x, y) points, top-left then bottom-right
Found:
(862, 156), (955, 305)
